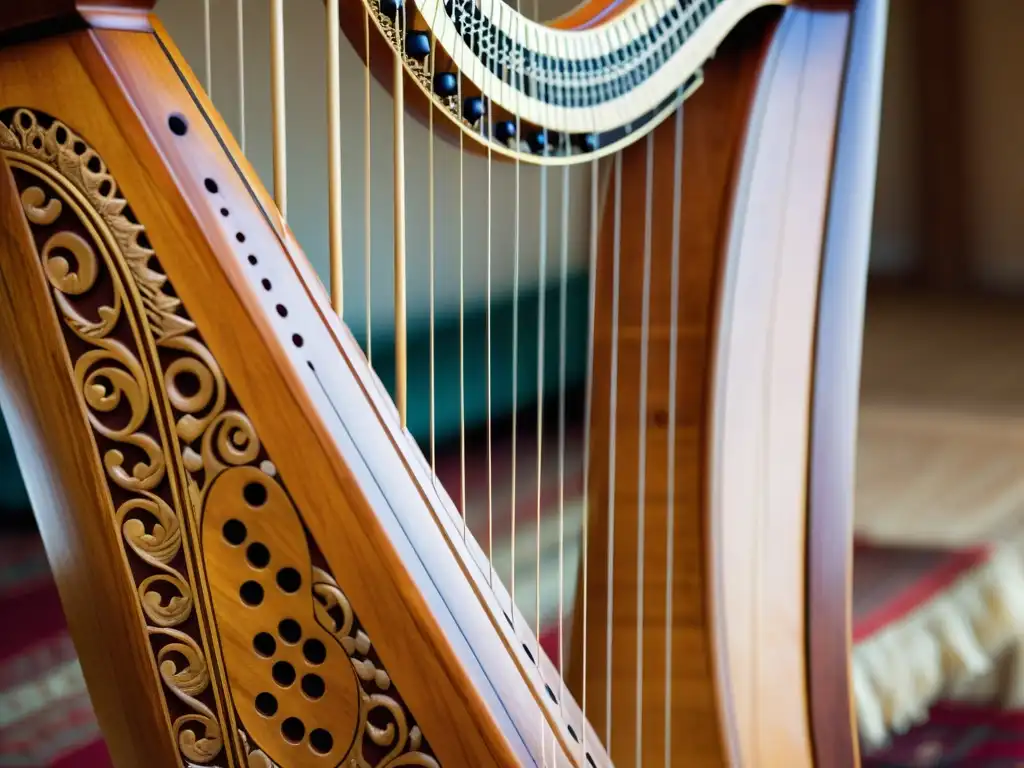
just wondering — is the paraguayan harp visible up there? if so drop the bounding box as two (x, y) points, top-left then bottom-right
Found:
(0, 0), (887, 765)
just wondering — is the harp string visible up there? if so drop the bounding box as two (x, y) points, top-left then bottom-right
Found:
(393, 12), (408, 428)
(485, 78), (495, 587)
(636, 129), (656, 765)
(535, 151), (550, 767)
(236, 0), (245, 154)
(457, 46), (468, 539)
(606, 151), (623, 750)
(556, 136), (571, 714)
(428, 11), (439, 478)
(536, 157), (550, 632)
(327, 0), (344, 317)
(270, 0), (287, 217)
(664, 102), (685, 768)
(508, 0), (525, 634)
(364, 9), (373, 366)
(581, 154), (600, 767)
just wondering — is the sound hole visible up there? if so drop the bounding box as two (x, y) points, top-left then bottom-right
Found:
(168, 114), (188, 136)
(567, 724), (578, 743)
(248, 254), (258, 265)
(240, 580), (264, 606)
(303, 639), (326, 665)
(278, 618), (302, 644)
(545, 684), (557, 703)
(235, 232), (246, 243)
(276, 567), (301, 593)
(222, 519), (247, 545)
(253, 632), (276, 658)
(262, 278), (272, 291)
(587, 754), (596, 767)
(309, 728), (333, 755)
(301, 673), (325, 700)
(292, 334), (304, 348)
(272, 660), (296, 687)
(255, 692), (278, 717)
(246, 542), (271, 569)
(522, 643), (535, 663)
(204, 178), (218, 193)
(276, 304), (288, 318)
(244, 481), (268, 508)
(281, 716), (305, 744)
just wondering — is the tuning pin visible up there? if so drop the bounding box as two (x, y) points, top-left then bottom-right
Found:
(433, 72), (458, 97)
(527, 129), (549, 154)
(406, 31), (431, 60)
(575, 133), (599, 153)
(493, 120), (517, 144)
(462, 96), (486, 125)
(379, 0), (403, 18)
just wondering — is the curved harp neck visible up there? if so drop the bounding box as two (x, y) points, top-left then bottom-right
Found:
(0, 1), (156, 42)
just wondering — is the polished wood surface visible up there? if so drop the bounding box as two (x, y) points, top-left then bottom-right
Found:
(710, 8), (854, 765)
(806, 0), (888, 765)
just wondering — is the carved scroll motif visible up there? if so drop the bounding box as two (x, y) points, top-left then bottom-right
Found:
(1, 107), (230, 767)
(0, 109), (435, 767)
(312, 569), (439, 768)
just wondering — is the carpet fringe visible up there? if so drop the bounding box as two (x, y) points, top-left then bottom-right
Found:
(854, 545), (1024, 749)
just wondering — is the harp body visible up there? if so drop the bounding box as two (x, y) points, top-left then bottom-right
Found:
(0, 1), (887, 766)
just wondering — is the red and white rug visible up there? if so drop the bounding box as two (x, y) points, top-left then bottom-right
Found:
(0, 534), (111, 768)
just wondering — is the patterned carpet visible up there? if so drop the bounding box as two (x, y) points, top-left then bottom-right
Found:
(861, 704), (1024, 767)
(0, 535), (110, 767)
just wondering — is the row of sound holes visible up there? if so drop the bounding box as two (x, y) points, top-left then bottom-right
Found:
(221, 502), (332, 754)
(171, 112), (328, 759)
(168, 113), (304, 352)
(172, 112), (593, 767)
(253, 621), (332, 753)
(506, 613), (597, 767)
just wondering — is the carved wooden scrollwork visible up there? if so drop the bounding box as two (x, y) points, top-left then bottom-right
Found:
(0, 108), (435, 768)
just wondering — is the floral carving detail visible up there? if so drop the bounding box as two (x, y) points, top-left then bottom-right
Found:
(313, 569), (439, 767)
(1, 108), (231, 767)
(238, 730), (279, 768)
(2, 108), (436, 767)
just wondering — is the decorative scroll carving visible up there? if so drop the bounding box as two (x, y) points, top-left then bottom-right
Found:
(312, 569), (439, 768)
(0, 108), (435, 767)
(239, 729), (280, 768)
(1, 107), (230, 767)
